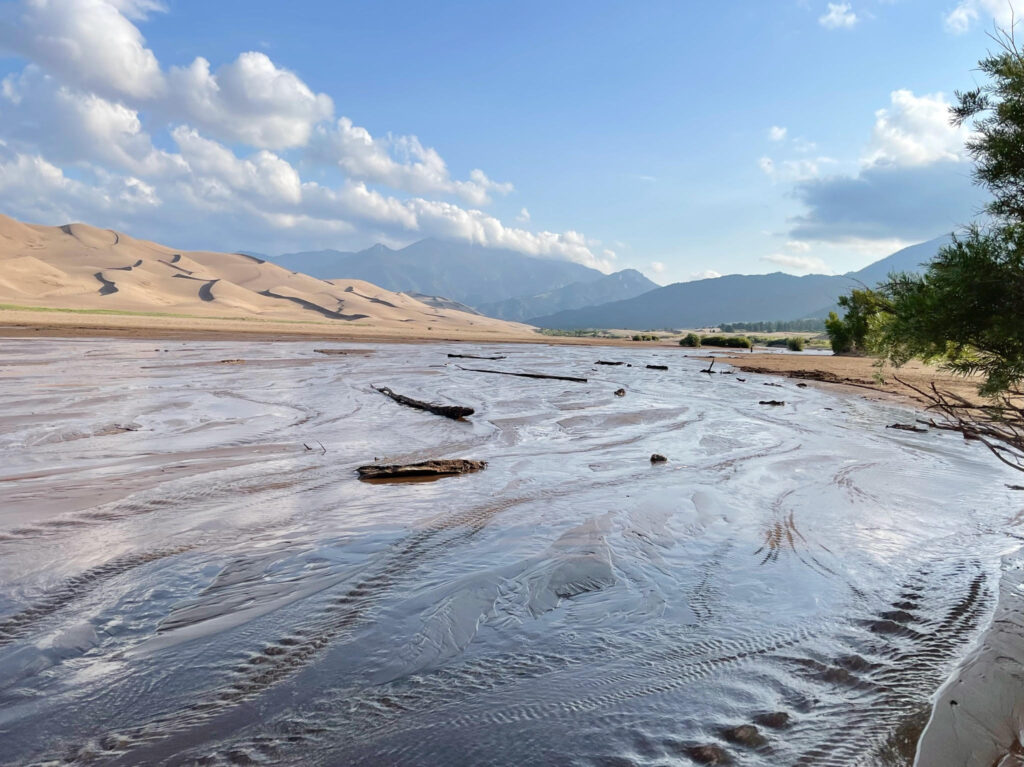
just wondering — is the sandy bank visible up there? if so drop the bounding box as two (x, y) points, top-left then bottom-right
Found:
(713, 352), (986, 409)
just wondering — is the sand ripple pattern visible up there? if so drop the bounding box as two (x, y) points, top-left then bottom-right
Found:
(0, 339), (1020, 766)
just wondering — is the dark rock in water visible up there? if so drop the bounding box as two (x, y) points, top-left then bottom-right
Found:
(887, 423), (927, 433)
(796, 382), (808, 387)
(614, 388), (626, 397)
(685, 744), (732, 764)
(357, 459), (486, 480)
(759, 400), (785, 406)
(752, 711), (791, 729)
(650, 453), (667, 463)
(721, 724), (767, 748)
(646, 364), (668, 371)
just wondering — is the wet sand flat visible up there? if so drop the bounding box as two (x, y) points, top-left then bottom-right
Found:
(0, 339), (1021, 766)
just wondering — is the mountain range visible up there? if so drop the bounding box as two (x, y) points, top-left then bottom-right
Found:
(474, 268), (657, 321)
(271, 235), (949, 330)
(529, 235), (952, 329)
(271, 239), (610, 307)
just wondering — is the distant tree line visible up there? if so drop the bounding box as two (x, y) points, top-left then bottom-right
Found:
(719, 318), (826, 333)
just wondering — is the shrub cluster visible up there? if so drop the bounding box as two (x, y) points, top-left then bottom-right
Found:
(699, 335), (752, 349)
(631, 334), (660, 341)
(678, 332), (702, 347)
(786, 337), (806, 352)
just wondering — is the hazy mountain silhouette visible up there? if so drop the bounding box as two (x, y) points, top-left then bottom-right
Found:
(529, 235), (950, 329)
(475, 268), (657, 321)
(271, 239), (607, 307)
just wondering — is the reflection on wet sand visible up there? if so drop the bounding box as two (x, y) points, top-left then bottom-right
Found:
(0, 339), (1020, 766)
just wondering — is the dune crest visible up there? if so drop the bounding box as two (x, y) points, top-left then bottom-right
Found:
(0, 214), (531, 337)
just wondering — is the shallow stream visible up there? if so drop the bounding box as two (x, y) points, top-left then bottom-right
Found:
(0, 339), (1020, 766)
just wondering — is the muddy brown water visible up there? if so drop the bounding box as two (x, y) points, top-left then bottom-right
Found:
(0, 339), (1020, 766)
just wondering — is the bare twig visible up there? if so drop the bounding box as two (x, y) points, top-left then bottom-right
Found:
(454, 365), (588, 383)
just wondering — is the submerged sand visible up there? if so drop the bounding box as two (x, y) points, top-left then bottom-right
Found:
(1, 338), (1022, 766)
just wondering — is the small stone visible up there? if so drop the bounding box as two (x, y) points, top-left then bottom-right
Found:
(721, 724), (767, 747)
(753, 711), (791, 729)
(685, 744), (732, 764)
(650, 453), (667, 463)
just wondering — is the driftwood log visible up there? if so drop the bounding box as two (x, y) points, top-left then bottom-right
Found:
(373, 385), (474, 420)
(646, 364), (669, 371)
(455, 366), (588, 383)
(759, 400), (785, 406)
(357, 459), (486, 479)
(447, 353), (507, 360)
(700, 359), (716, 374)
(596, 360), (625, 366)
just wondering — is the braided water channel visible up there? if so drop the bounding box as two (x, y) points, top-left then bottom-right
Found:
(0, 338), (1020, 766)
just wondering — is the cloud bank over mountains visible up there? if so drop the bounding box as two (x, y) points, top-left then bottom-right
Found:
(759, 86), (983, 271)
(0, 0), (611, 269)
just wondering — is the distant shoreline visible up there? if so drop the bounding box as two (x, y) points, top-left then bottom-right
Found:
(0, 310), (985, 412)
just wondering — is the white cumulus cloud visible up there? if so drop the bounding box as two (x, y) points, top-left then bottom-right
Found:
(944, 0), (1024, 34)
(0, 0), (603, 269)
(819, 2), (858, 29)
(769, 126), (788, 141)
(863, 90), (969, 167)
(0, 0), (166, 100)
(166, 53), (333, 149)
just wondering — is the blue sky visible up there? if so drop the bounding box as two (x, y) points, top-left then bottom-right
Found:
(0, 0), (1010, 283)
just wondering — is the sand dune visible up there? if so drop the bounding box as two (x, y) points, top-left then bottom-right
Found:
(0, 214), (533, 338)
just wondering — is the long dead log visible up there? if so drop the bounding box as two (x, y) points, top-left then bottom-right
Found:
(373, 385), (474, 419)
(596, 360), (625, 366)
(357, 459), (486, 479)
(447, 353), (507, 360)
(646, 364), (669, 371)
(455, 366), (588, 383)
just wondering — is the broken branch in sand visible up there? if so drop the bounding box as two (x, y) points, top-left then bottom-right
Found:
(455, 365), (588, 383)
(303, 441), (327, 454)
(887, 423), (928, 433)
(894, 374), (1024, 470)
(357, 459), (486, 479)
(447, 353), (507, 360)
(372, 385), (474, 420)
